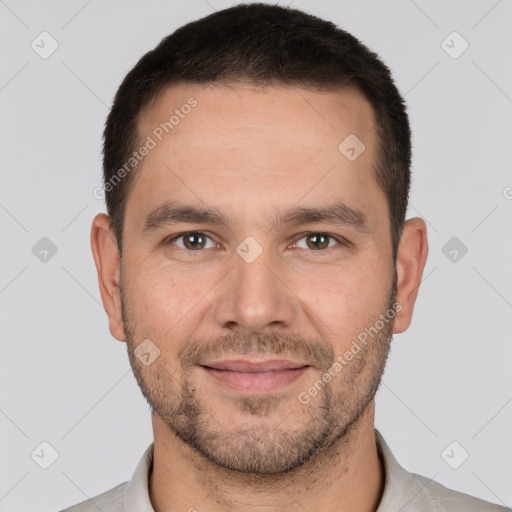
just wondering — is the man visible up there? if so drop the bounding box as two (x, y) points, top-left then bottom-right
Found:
(61, 3), (508, 511)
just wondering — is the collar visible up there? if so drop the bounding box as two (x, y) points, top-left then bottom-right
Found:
(123, 429), (422, 512)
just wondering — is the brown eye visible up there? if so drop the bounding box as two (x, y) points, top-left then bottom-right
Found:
(305, 233), (331, 250)
(167, 232), (216, 251)
(183, 232), (206, 250)
(293, 232), (344, 252)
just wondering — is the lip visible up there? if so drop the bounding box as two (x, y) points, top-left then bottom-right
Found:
(199, 359), (311, 393)
(201, 359), (309, 372)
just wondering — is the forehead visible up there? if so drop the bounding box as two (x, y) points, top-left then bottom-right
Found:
(128, 82), (383, 231)
(138, 82), (377, 154)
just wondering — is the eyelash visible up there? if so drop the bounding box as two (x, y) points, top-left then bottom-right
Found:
(164, 231), (349, 253)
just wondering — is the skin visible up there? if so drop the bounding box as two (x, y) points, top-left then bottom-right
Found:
(91, 82), (428, 512)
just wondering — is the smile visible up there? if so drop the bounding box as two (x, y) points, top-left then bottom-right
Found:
(200, 366), (310, 393)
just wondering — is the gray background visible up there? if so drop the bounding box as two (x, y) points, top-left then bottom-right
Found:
(1, 0), (511, 510)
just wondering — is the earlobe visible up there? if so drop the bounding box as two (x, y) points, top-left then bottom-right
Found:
(393, 217), (429, 334)
(90, 213), (126, 342)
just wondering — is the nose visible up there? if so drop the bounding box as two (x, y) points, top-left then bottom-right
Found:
(213, 242), (299, 336)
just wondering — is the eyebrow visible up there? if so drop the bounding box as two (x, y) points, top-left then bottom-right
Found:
(142, 200), (369, 234)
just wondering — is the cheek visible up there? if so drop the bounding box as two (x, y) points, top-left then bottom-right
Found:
(127, 261), (217, 333)
(304, 261), (391, 347)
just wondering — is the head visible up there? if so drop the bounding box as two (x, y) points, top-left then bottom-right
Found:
(92, 3), (428, 475)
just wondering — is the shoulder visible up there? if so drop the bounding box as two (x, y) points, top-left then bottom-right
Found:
(407, 471), (509, 511)
(58, 481), (128, 512)
(375, 430), (508, 512)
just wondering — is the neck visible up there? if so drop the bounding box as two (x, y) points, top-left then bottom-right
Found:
(149, 402), (384, 512)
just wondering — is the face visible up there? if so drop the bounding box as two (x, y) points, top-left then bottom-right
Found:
(108, 83), (403, 475)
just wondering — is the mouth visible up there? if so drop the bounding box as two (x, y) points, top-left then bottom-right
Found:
(199, 359), (311, 393)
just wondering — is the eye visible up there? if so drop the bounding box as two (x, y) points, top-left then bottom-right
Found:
(164, 231), (347, 253)
(291, 232), (345, 251)
(165, 231), (218, 251)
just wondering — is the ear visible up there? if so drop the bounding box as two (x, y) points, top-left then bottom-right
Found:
(90, 213), (126, 342)
(393, 217), (429, 334)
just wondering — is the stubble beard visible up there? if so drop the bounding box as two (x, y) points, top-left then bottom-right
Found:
(121, 280), (396, 476)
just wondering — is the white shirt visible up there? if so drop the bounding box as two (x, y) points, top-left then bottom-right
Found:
(60, 429), (509, 512)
